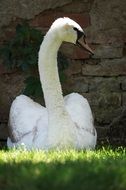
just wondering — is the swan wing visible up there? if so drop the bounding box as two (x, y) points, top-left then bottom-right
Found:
(64, 93), (97, 149)
(8, 95), (48, 144)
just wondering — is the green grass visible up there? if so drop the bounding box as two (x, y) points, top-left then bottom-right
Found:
(0, 147), (126, 190)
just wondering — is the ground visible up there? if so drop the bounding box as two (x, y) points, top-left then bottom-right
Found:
(0, 147), (126, 190)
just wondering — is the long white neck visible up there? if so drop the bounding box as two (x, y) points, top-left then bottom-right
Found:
(38, 30), (66, 117)
(38, 29), (75, 148)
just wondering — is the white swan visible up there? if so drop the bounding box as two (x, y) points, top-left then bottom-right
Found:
(7, 17), (97, 150)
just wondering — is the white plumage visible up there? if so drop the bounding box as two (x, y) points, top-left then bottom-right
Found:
(7, 17), (97, 150)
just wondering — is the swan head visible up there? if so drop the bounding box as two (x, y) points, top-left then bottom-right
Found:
(50, 17), (94, 55)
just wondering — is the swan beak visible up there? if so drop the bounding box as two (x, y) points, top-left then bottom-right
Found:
(77, 36), (94, 55)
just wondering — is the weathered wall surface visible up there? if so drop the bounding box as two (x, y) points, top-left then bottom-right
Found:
(0, 0), (126, 146)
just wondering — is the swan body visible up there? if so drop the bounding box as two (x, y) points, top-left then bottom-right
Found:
(7, 17), (97, 150)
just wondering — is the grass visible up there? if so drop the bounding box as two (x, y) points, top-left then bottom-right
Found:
(0, 147), (126, 190)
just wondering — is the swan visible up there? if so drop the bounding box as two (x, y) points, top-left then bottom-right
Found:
(7, 17), (97, 150)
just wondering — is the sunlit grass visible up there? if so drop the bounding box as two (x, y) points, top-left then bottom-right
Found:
(0, 147), (126, 190)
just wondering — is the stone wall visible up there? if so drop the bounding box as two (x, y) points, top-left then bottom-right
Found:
(0, 0), (126, 147)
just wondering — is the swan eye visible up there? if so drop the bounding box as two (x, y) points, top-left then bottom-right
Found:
(73, 27), (85, 40)
(73, 27), (78, 32)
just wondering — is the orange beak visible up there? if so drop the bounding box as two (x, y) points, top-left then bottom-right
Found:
(77, 36), (94, 55)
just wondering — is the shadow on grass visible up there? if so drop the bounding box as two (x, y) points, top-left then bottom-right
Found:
(0, 158), (126, 190)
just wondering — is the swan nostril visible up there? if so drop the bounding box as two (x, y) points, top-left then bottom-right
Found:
(83, 37), (86, 44)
